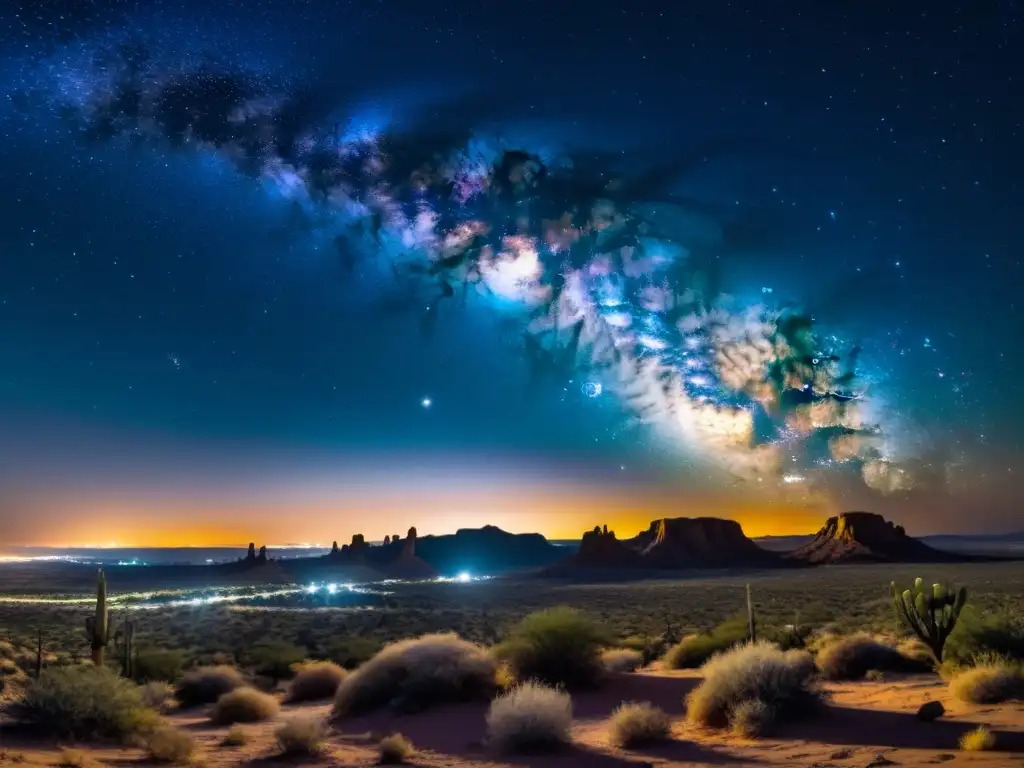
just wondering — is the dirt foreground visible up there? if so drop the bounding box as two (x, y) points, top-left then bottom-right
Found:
(2, 671), (1022, 767)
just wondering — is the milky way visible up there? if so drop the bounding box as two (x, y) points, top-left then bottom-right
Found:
(11, 41), (917, 495)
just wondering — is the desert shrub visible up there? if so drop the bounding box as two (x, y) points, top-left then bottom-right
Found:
(286, 661), (346, 702)
(16, 666), (159, 740)
(944, 608), (1024, 667)
(817, 633), (929, 680)
(146, 726), (196, 764)
(331, 633), (497, 717)
(729, 698), (774, 738)
(494, 607), (610, 688)
(210, 686), (280, 725)
(222, 725), (248, 746)
(486, 680), (573, 754)
(665, 615), (749, 669)
(687, 641), (821, 731)
(133, 648), (186, 684)
(949, 663), (1024, 704)
(174, 665), (245, 707)
(247, 642), (307, 681)
(608, 701), (671, 747)
(325, 637), (381, 669)
(275, 716), (327, 756)
(56, 748), (99, 768)
(378, 732), (414, 764)
(960, 725), (996, 751)
(141, 681), (175, 710)
(602, 648), (643, 673)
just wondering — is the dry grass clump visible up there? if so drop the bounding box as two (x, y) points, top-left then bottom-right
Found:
(729, 698), (774, 738)
(817, 633), (928, 680)
(494, 607), (609, 688)
(174, 665), (245, 708)
(16, 666), (159, 740)
(210, 686), (280, 724)
(222, 725), (248, 746)
(275, 715), (328, 756)
(56, 748), (101, 768)
(665, 615), (749, 669)
(146, 726), (196, 764)
(486, 680), (573, 754)
(378, 732), (415, 764)
(960, 725), (996, 751)
(601, 648), (644, 673)
(687, 641), (821, 734)
(608, 701), (671, 747)
(140, 681), (175, 711)
(286, 660), (347, 703)
(332, 633), (498, 717)
(950, 663), (1024, 704)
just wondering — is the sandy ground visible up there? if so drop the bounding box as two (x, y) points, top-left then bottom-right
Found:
(2, 671), (1023, 767)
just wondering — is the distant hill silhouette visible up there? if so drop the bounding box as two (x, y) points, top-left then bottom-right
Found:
(545, 517), (785, 575)
(786, 511), (964, 563)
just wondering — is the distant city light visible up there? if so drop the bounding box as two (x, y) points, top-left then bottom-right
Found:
(782, 474), (806, 484)
(456, 572), (471, 583)
(306, 584), (319, 594)
(327, 583), (337, 594)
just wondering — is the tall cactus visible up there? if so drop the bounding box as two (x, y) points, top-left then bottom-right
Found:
(84, 569), (111, 666)
(115, 614), (136, 679)
(891, 577), (967, 662)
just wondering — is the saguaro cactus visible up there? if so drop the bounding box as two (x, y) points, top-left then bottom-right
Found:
(746, 583), (757, 642)
(115, 614), (136, 678)
(84, 569), (111, 666)
(891, 577), (967, 662)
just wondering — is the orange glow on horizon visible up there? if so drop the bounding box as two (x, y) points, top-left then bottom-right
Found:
(5, 483), (832, 548)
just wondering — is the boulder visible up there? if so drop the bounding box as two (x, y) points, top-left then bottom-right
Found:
(917, 700), (945, 721)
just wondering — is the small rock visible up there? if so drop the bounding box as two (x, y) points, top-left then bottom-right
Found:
(917, 700), (945, 721)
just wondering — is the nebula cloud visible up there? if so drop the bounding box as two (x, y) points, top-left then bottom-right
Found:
(17, 44), (915, 492)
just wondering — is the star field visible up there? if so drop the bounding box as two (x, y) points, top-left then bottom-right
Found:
(0, 0), (1020, 545)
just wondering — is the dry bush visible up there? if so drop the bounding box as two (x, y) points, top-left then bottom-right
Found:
(729, 698), (774, 738)
(140, 681), (175, 711)
(221, 725), (248, 746)
(378, 732), (414, 764)
(601, 648), (643, 673)
(146, 726), (196, 764)
(16, 666), (159, 740)
(56, 748), (101, 768)
(665, 615), (749, 669)
(960, 725), (996, 751)
(494, 607), (609, 688)
(133, 648), (185, 684)
(687, 641), (821, 732)
(950, 663), (1024, 704)
(174, 665), (245, 707)
(286, 661), (347, 703)
(332, 633), (497, 717)
(608, 701), (671, 747)
(210, 686), (280, 724)
(275, 716), (328, 756)
(817, 633), (928, 680)
(486, 680), (572, 754)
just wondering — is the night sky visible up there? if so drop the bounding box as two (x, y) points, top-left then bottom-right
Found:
(0, 0), (1021, 547)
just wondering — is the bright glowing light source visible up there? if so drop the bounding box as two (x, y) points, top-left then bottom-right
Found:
(782, 474), (806, 484)
(456, 572), (471, 583)
(421, 397), (432, 408)
(306, 584), (319, 594)
(327, 583), (337, 594)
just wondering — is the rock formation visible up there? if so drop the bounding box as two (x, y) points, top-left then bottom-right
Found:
(628, 517), (778, 567)
(787, 512), (956, 563)
(414, 525), (565, 574)
(548, 516), (781, 573)
(571, 526), (645, 568)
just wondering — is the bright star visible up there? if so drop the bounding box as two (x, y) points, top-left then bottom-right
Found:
(421, 397), (432, 408)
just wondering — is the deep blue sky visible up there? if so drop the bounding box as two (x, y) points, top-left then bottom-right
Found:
(0, 0), (1021, 545)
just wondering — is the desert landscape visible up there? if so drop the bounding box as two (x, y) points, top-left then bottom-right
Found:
(3, 512), (1024, 767)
